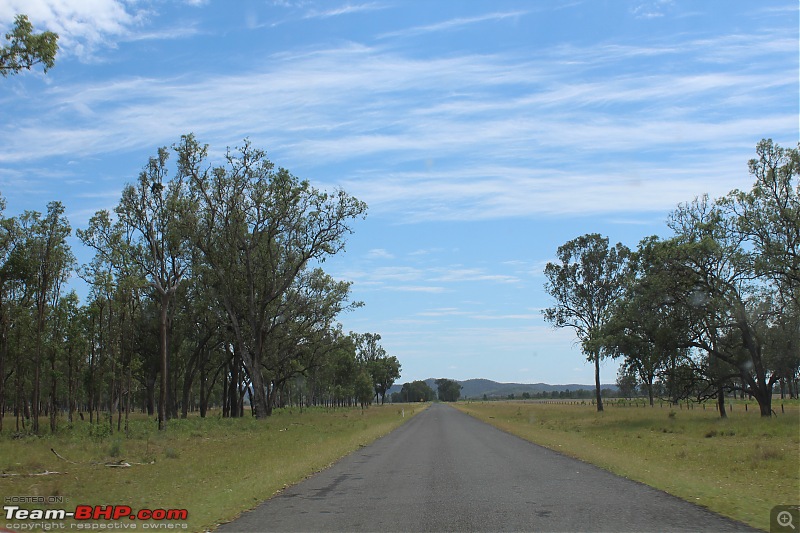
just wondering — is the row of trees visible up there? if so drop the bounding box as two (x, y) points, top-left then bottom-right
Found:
(388, 378), (461, 403)
(544, 140), (799, 417)
(0, 135), (402, 434)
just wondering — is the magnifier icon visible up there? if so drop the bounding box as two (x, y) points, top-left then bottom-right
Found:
(778, 510), (796, 530)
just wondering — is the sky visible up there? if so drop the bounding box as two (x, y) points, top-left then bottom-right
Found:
(0, 0), (797, 386)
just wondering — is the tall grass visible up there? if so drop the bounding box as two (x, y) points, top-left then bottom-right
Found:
(455, 400), (799, 531)
(0, 405), (425, 531)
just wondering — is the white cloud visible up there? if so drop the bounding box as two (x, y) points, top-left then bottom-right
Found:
(303, 2), (385, 19)
(0, 23), (794, 221)
(0, 0), (148, 60)
(365, 248), (394, 260)
(377, 10), (528, 39)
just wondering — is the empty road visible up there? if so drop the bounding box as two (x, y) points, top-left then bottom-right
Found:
(217, 403), (756, 532)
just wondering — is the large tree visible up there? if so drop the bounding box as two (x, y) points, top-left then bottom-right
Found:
(179, 134), (367, 418)
(1, 15), (58, 77)
(543, 233), (630, 412)
(662, 194), (783, 417)
(18, 202), (74, 433)
(113, 148), (192, 430)
(724, 139), (799, 306)
(435, 378), (461, 402)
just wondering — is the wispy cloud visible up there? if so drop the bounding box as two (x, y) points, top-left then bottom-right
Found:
(303, 2), (386, 19)
(365, 248), (394, 260)
(377, 11), (528, 39)
(0, 22), (794, 222)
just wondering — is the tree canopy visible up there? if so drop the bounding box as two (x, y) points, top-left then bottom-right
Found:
(1, 14), (58, 77)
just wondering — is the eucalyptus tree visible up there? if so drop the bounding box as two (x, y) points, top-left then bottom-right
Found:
(599, 236), (696, 406)
(47, 290), (81, 432)
(0, 199), (19, 432)
(113, 148), (193, 430)
(723, 140), (799, 399)
(79, 207), (148, 431)
(352, 332), (401, 404)
(178, 134), (367, 419)
(263, 269), (359, 410)
(316, 333), (359, 407)
(663, 195), (779, 416)
(0, 14), (58, 77)
(435, 378), (461, 402)
(17, 202), (74, 433)
(724, 140), (799, 307)
(543, 233), (630, 411)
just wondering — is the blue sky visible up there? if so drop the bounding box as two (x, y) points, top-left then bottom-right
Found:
(0, 0), (797, 386)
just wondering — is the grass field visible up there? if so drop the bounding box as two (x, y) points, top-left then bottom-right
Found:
(0, 404), (425, 532)
(454, 399), (800, 531)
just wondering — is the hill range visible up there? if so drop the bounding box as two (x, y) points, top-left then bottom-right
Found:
(387, 378), (618, 399)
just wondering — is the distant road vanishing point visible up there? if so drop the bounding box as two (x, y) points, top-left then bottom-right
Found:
(217, 403), (756, 532)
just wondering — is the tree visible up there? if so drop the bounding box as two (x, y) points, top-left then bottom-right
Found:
(181, 134), (367, 418)
(615, 365), (638, 400)
(354, 370), (373, 409)
(543, 233), (630, 411)
(1, 15), (58, 77)
(0, 198), (19, 433)
(18, 202), (74, 433)
(393, 380), (435, 403)
(371, 356), (401, 404)
(354, 333), (400, 404)
(114, 148), (193, 430)
(435, 378), (461, 402)
(661, 194), (783, 417)
(724, 140), (799, 307)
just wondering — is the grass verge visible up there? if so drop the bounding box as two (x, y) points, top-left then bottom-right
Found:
(0, 404), (426, 532)
(454, 400), (799, 532)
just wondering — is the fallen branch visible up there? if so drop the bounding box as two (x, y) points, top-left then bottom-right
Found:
(1, 470), (66, 477)
(51, 448), (78, 464)
(51, 448), (154, 468)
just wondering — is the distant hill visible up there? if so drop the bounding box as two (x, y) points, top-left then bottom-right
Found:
(387, 378), (617, 400)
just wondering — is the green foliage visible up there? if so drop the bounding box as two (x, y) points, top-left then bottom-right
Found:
(589, 140), (800, 417)
(354, 370), (374, 408)
(543, 233), (630, 411)
(88, 423), (112, 442)
(392, 380), (436, 402)
(435, 378), (462, 402)
(0, 14), (58, 77)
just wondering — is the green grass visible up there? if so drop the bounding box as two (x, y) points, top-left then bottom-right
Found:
(0, 404), (427, 532)
(454, 400), (800, 532)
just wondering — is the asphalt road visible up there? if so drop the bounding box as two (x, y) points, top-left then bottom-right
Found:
(217, 403), (757, 532)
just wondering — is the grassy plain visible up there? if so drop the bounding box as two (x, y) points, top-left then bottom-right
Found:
(0, 404), (425, 532)
(455, 399), (799, 531)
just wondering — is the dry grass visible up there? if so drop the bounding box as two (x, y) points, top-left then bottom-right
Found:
(0, 404), (426, 532)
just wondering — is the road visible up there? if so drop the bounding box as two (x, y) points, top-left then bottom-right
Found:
(217, 403), (756, 532)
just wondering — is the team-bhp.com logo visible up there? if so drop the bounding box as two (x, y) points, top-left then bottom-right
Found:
(4, 505), (188, 529)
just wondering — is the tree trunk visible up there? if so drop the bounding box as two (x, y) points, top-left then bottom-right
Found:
(49, 349), (57, 433)
(0, 313), (6, 433)
(158, 292), (169, 431)
(145, 373), (156, 416)
(594, 351), (603, 412)
(717, 386), (727, 418)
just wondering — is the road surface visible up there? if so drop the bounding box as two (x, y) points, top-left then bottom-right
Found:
(217, 403), (756, 532)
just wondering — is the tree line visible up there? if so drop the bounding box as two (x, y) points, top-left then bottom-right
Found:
(0, 135), (401, 434)
(544, 140), (799, 417)
(389, 378), (461, 403)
